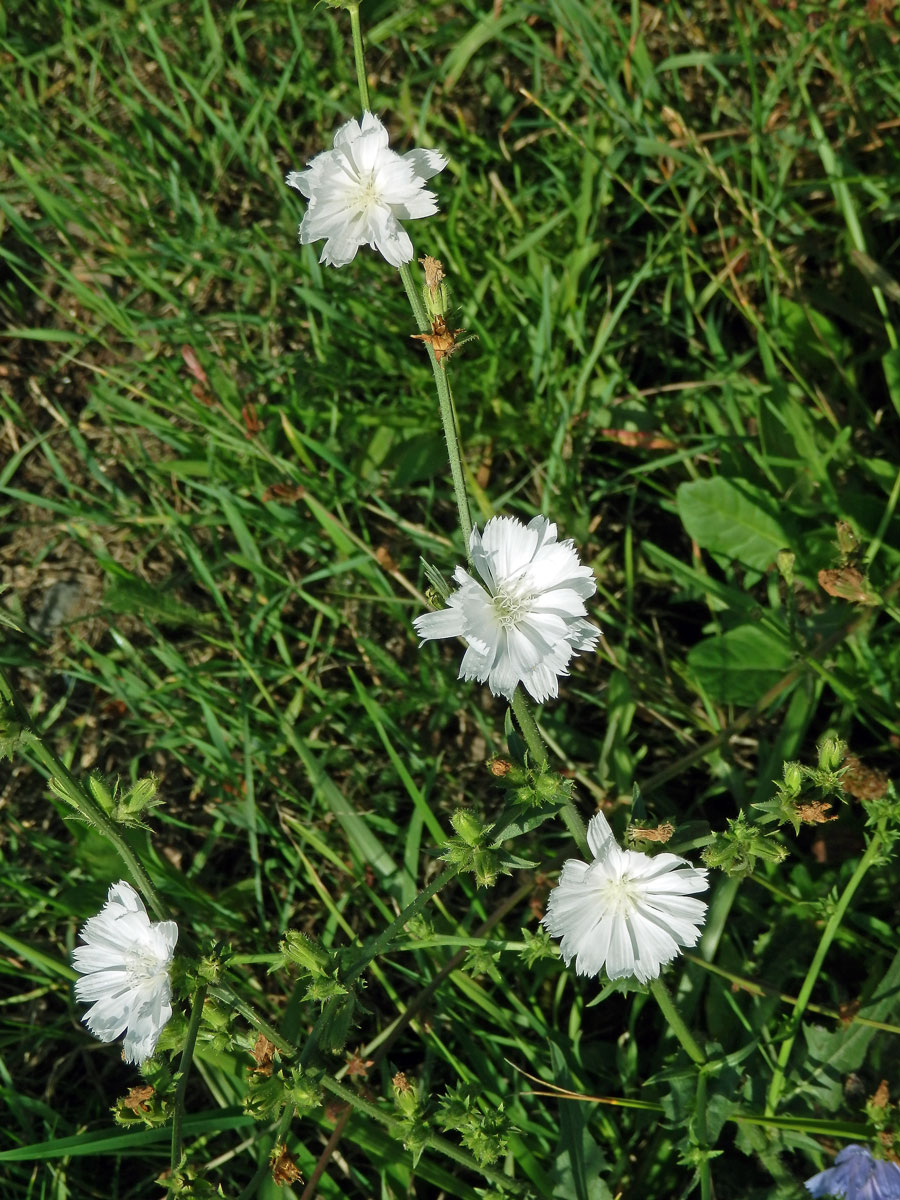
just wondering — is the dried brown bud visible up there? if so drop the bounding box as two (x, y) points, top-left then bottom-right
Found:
(795, 800), (838, 825)
(122, 1085), (155, 1114)
(626, 822), (675, 845)
(419, 254), (446, 294)
(411, 315), (467, 365)
(270, 1143), (303, 1186)
(818, 566), (881, 605)
(252, 1033), (277, 1076)
(842, 754), (891, 802)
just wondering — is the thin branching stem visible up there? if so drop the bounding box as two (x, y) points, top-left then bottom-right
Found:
(347, 3), (370, 112)
(170, 984), (207, 1179)
(399, 261), (473, 553)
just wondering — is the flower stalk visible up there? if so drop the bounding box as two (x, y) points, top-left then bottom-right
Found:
(399, 260), (473, 552)
(171, 983), (208, 1175)
(347, 2), (370, 112)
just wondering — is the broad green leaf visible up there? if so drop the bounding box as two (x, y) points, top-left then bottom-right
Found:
(677, 477), (791, 571)
(687, 625), (793, 705)
(796, 943), (900, 1111)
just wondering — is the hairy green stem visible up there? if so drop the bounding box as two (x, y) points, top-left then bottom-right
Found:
(649, 976), (707, 1067)
(695, 1070), (711, 1200)
(0, 666), (168, 921)
(347, 3), (370, 112)
(345, 863), (460, 985)
(170, 983), (208, 1179)
(399, 261), (473, 552)
(765, 827), (885, 1115)
(512, 690), (589, 856)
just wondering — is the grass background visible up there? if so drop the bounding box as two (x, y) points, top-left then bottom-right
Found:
(2, 0), (900, 1196)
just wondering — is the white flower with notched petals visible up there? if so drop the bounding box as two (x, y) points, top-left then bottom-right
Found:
(72, 880), (178, 1064)
(543, 812), (708, 984)
(413, 515), (600, 703)
(286, 111), (447, 268)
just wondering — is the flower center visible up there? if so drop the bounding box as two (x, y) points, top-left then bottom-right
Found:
(491, 582), (533, 629)
(593, 870), (643, 914)
(352, 169), (381, 213)
(126, 945), (167, 986)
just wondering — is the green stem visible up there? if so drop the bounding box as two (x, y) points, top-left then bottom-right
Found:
(0, 666), (168, 922)
(512, 690), (589, 856)
(399, 261), (473, 553)
(695, 1071), (711, 1200)
(347, 3), (370, 112)
(765, 828), (884, 1115)
(170, 984), (207, 1180)
(511, 690), (548, 769)
(649, 976), (707, 1067)
(345, 863), (460, 985)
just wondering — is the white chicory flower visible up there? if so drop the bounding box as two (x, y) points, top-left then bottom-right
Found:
(72, 880), (178, 1064)
(286, 111), (447, 268)
(413, 514), (600, 703)
(543, 812), (708, 984)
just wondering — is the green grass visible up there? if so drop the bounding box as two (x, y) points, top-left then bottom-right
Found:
(3, 0), (900, 1196)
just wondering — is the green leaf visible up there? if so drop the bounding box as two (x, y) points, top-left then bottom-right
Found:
(676, 477), (791, 571)
(687, 625), (794, 705)
(797, 943), (900, 1111)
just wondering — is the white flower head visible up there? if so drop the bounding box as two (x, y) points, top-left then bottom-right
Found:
(543, 812), (708, 984)
(72, 880), (178, 1064)
(413, 515), (601, 703)
(286, 111), (447, 268)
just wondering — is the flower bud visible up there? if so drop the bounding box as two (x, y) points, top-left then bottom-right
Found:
(289, 1066), (324, 1116)
(818, 736), (847, 773)
(451, 809), (487, 846)
(281, 932), (332, 977)
(122, 775), (159, 818)
(782, 762), (804, 795)
(87, 772), (116, 815)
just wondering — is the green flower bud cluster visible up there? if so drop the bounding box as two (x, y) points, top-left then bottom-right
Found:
(753, 737), (849, 834)
(442, 810), (505, 888)
(245, 1054), (324, 1123)
(165, 1167), (226, 1198)
(488, 758), (574, 809)
(289, 1065), (325, 1117)
(518, 925), (557, 967)
(49, 771), (163, 829)
(437, 1083), (510, 1167)
(112, 1083), (173, 1129)
(443, 806), (540, 887)
(701, 812), (787, 878)
(245, 1072), (288, 1121)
